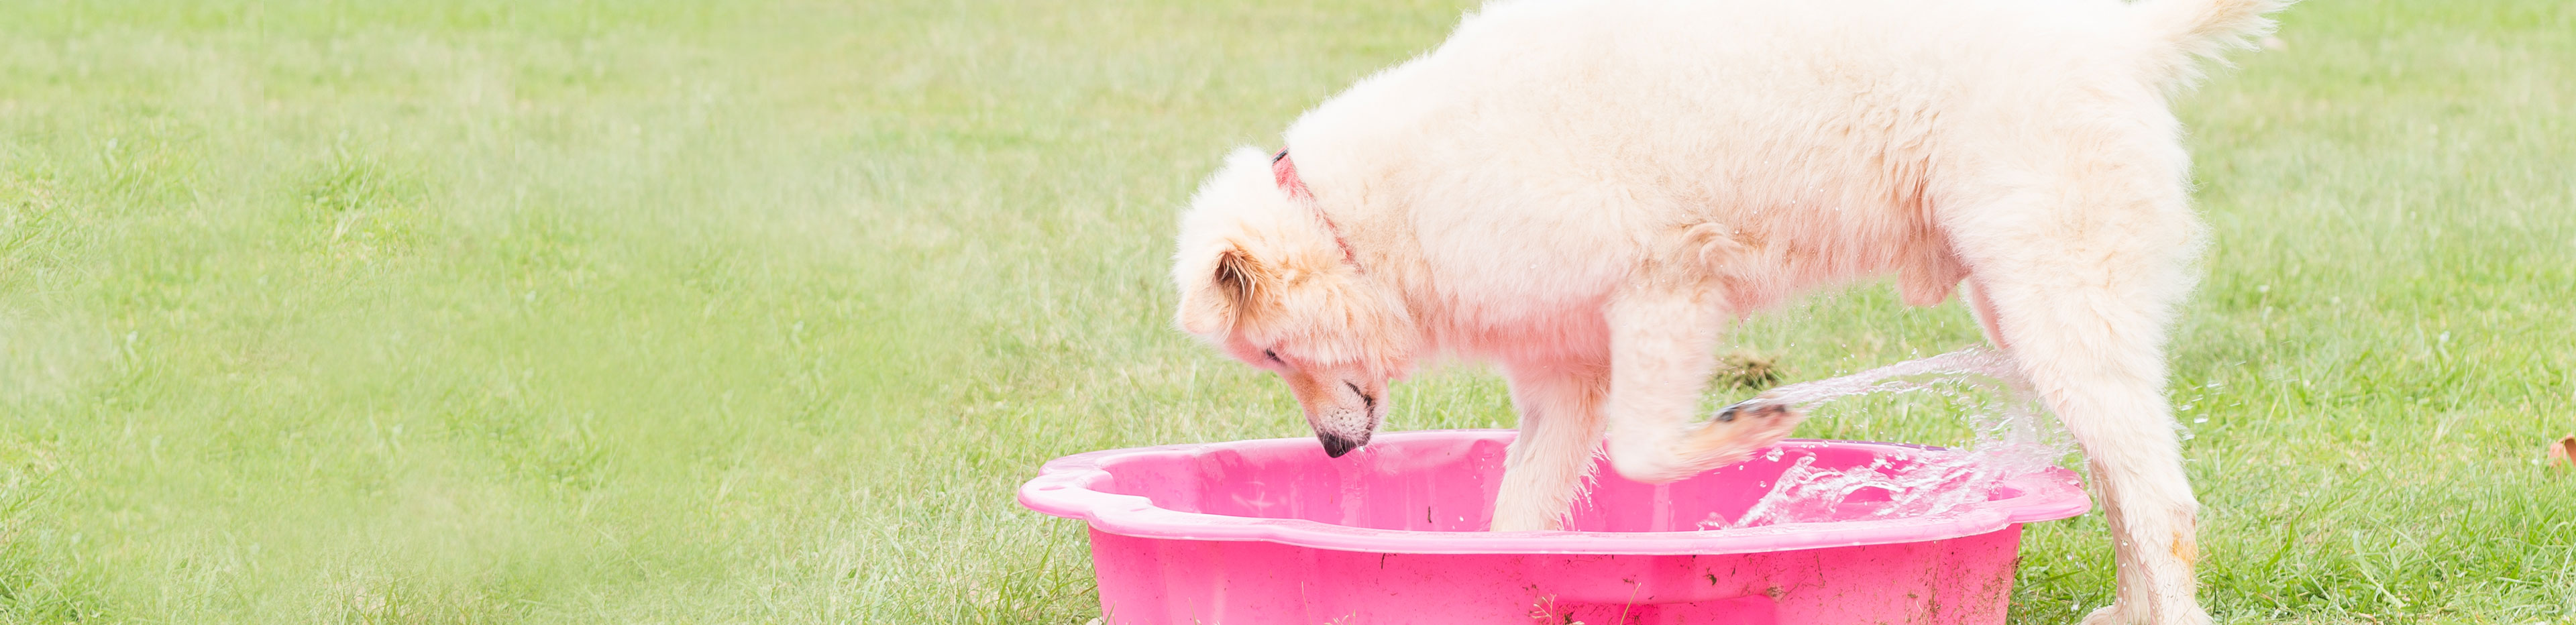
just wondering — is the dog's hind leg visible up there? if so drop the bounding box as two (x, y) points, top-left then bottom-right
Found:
(1948, 152), (2209, 625)
(1491, 360), (1609, 531)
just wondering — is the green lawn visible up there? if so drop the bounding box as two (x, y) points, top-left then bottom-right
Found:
(0, 0), (2569, 622)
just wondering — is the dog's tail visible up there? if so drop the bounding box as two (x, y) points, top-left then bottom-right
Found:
(2130, 0), (2290, 92)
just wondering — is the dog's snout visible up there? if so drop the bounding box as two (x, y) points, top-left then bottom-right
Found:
(1346, 382), (1377, 412)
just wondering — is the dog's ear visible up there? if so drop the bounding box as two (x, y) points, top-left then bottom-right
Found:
(1177, 247), (1269, 336)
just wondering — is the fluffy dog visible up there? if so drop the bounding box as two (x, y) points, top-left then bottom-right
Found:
(1170, 0), (2282, 622)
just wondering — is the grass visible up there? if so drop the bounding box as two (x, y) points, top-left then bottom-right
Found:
(0, 0), (2569, 622)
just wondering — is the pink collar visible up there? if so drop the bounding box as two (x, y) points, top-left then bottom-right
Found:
(1273, 148), (1359, 267)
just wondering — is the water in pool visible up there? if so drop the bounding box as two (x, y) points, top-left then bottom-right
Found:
(1704, 348), (2076, 529)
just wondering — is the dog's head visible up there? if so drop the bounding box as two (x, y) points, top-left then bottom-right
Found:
(1173, 148), (1417, 457)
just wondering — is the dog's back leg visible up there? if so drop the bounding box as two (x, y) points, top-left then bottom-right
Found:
(1491, 359), (1609, 531)
(1947, 139), (2209, 625)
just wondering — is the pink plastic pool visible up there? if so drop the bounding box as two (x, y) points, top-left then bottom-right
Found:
(1018, 429), (2088, 625)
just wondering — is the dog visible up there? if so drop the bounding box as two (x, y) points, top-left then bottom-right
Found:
(1169, 0), (2282, 622)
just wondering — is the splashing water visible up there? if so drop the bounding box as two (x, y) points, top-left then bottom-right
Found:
(1702, 348), (2074, 530)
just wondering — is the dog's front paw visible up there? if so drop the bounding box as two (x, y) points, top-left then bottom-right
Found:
(1613, 398), (1813, 484)
(1637, 398), (1808, 480)
(1700, 398), (1804, 446)
(2080, 603), (2211, 625)
(1713, 399), (1795, 426)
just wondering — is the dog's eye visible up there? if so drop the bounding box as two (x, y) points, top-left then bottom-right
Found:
(1263, 349), (1283, 364)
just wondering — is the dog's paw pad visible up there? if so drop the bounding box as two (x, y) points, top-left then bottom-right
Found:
(1714, 400), (1796, 423)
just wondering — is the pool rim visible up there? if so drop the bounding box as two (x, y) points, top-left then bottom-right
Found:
(1016, 429), (2091, 556)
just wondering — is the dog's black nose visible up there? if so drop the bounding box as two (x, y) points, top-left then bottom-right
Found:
(1320, 433), (1367, 457)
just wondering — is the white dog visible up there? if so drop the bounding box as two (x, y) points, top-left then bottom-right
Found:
(1170, 0), (2282, 622)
